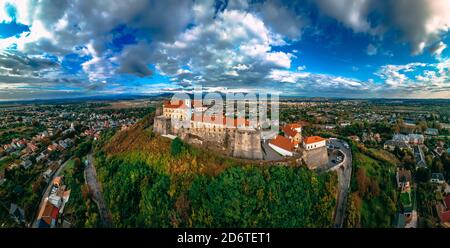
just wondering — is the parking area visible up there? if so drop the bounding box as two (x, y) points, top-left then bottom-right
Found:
(317, 139), (351, 172)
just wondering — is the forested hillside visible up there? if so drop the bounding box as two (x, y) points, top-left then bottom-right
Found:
(93, 115), (338, 227)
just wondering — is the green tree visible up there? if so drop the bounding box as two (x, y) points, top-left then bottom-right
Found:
(170, 137), (184, 157)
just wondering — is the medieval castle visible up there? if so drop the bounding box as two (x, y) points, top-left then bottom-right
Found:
(153, 99), (264, 160)
(154, 98), (329, 166)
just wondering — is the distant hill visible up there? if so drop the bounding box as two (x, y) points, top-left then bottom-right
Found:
(0, 93), (174, 105)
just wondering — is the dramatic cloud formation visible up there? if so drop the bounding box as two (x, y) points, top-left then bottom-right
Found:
(0, 0), (449, 100)
(313, 0), (450, 55)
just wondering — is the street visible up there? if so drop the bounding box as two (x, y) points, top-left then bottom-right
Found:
(327, 139), (352, 228)
(32, 157), (72, 228)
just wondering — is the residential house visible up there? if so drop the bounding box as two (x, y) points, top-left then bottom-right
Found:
(47, 143), (63, 152)
(431, 173), (445, 184)
(282, 124), (302, 148)
(27, 143), (38, 153)
(9, 203), (25, 224)
(4, 144), (13, 153)
(37, 202), (59, 228)
(43, 169), (53, 181)
(425, 128), (439, 136)
(37, 176), (71, 228)
(396, 168), (412, 192)
(393, 134), (410, 143)
(374, 133), (381, 143)
(36, 152), (47, 163)
(348, 135), (360, 142)
(392, 133), (424, 145)
(20, 160), (32, 169)
(409, 134), (424, 145)
(269, 135), (295, 157)
(8, 163), (19, 170)
(413, 146), (426, 168)
(315, 124), (336, 130)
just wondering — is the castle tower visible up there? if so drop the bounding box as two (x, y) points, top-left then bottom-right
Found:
(233, 128), (263, 160)
(153, 116), (172, 135)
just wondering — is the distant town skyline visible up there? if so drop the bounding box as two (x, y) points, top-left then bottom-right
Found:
(0, 0), (449, 100)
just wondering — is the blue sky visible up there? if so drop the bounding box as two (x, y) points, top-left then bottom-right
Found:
(0, 0), (449, 100)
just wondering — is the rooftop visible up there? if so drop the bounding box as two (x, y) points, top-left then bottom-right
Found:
(163, 100), (189, 109)
(269, 135), (295, 152)
(303, 136), (326, 144)
(283, 125), (299, 137)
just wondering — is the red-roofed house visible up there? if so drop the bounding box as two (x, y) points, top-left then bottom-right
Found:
(38, 201), (59, 228)
(303, 136), (327, 150)
(283, 124), (302, 147)
(27, 143), (38, 153)
(269, 135), (295, 156)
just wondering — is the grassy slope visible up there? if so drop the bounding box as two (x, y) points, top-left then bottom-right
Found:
(353, 151), (398, 227)
(94, 115), (338, 227)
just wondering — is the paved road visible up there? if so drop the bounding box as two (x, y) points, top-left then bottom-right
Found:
(85, 154), (113, 228)
(32, 158), (72, 228)
(327, 139), (352, 228)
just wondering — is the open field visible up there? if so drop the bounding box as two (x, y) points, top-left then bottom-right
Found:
(96, 100), (150, 110)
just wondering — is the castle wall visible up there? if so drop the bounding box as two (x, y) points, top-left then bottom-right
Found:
(233, 129), (263, 160)
(153, 115), (263, 160)
(153, 116), (171, 135)
(303, 146), (328, 169)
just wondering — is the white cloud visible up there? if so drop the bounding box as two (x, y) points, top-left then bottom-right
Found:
(267, 69), (310, 83)
(155, 9), (294, 87)
(376, 60), (450, 91)
(264, 52), (292, 68)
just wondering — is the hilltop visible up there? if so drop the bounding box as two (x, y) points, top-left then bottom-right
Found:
(92, 113), (338, 227)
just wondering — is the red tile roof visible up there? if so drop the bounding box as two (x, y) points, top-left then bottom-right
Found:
(269, 135), (294, 152)
(303, 136), (326, 144)
(40, 202), (55, 225)
(51, 206), (59, 220)
(163, 100), (189, 109)
(289, 123), (302, 129)
(283, 125), (300, 137)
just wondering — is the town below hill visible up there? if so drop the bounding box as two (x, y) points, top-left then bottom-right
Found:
(1, 97), (449, 228)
